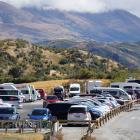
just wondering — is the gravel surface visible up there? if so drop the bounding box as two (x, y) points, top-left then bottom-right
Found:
(94, 105), (140, 140)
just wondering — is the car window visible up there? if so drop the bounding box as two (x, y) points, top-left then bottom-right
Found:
(90, 89), (102, 94)
(21, 90), (29, 94)
(69, 107), (86, 113)
(32, 110), (48, 116)
(47, 96), (58, 100)
(70, 87), (79, 91)
(0, 96), (19, 101)
(0, 90), (18, 95)
(0, 108), (15, 114)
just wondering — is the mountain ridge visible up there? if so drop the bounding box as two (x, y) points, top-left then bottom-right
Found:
(0, 1), (140, 42)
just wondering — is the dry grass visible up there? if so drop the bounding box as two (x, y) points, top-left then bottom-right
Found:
(54, 131), (63, 140)
(30, 79), (70, 93)
(0, 133), (44, 140)
(81, 135), (96, 140)
(30, 79), (110, 94)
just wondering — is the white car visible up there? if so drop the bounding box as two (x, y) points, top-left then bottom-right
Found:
(0, 95), (23, 109)
(67, 105), (91, 125)
(0, 99), (12, 107)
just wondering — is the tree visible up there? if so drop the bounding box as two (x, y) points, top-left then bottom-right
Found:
(8, 66), (23, 78)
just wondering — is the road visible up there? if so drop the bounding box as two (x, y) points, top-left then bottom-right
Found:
(18, 100), (43, 119)
(94, 104), (140, 140)
(62, 105), (140, 140)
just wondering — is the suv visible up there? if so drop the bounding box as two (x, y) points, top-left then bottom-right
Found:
(47, 102), (78, 120)
(68, 105), (91, 125)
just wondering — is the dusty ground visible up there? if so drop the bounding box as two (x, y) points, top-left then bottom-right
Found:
(62, 105), (140, 140)
(94, 105), (140, 140)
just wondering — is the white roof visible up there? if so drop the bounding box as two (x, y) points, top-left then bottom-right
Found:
(70, 105), (87, 108)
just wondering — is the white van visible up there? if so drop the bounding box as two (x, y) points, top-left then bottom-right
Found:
(90, 87), (132, 101)
(110, 82), (140, 90)
(69, 83), (80, 97)
(15, 84), (33, 102)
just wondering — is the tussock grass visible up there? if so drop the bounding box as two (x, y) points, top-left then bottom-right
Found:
(81, 135), (96, 140)
(54, 131), (63, 140)
(0, 133), (44, 140)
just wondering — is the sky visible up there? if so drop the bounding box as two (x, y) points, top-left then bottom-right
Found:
(1, 0), (140, 17)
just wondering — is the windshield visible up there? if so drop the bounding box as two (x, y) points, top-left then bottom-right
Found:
(32, 110), (48, 116)
(70, 87), (79, 91)
(0, 108), (15, 114)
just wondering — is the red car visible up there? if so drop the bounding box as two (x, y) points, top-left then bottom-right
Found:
(36, 89), (46, 99)
(43, 95), (60, 108)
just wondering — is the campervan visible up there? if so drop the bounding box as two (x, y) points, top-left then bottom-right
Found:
(69, 83), (80, 97)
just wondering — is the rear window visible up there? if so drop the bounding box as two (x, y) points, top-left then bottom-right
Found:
(111, 85), (119, 88)
(47, 96), (58, 100)
(32, 110), (48, 116)
(0, 96), (19, 101)
(0, 108), (15, 114)
(69, 107), (86, 113)
(0, 90), (18, 95)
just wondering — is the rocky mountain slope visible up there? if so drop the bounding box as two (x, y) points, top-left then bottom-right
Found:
(0, 1), (140, 42)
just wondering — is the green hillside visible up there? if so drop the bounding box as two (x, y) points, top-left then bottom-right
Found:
(0, 39), (128, 83)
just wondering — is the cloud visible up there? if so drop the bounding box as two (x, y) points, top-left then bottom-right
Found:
(1, 0), (140, 17)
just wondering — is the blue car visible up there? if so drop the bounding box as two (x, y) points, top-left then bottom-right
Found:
(28, 108), (52, 120)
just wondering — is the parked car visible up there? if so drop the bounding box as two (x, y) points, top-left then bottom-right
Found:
(0, 95), (23, 109)
(80, 102), (103, 120)
(28, 108), (52, 120)
(47, 102), (78, 120)
(90, 87), (132, 103)
(67, 105), (92, 125)
(0, 107), (20, 128)
(36, 89), (46, 99)
(43, 95), (60, 108)
(96, 98), (113, 109)
(53, 86), (65, 100)
(0, 89), (25, 102)
(0, 99), (12, 107)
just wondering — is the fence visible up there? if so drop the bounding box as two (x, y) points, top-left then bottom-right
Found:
(58, 99), (140, 139)
(84, 99), (140, 137)
(0, 119), (62, 135)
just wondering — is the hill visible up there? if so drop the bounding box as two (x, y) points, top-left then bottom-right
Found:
(0, 39), (123, 83)
(0, 1), (140, 42)
(40, 40), (140, 68)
